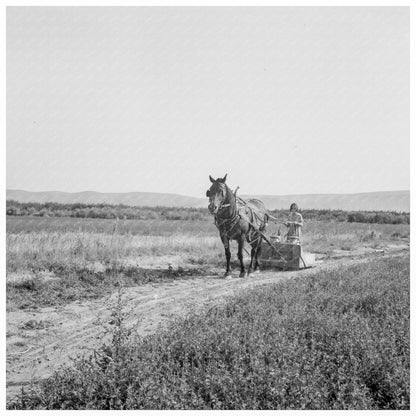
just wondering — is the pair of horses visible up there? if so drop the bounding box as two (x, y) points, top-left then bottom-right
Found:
(206, 174), (269, 278)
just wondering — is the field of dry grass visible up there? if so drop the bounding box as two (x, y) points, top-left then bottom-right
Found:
(6, 216), (409, 311)
(7, 216), (409, 272)
(299, 220), (409, 254)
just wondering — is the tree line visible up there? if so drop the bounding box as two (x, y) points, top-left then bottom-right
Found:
(5, 200), (410, 224)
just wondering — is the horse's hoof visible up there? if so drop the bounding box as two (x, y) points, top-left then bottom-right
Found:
(239, 272), (247, 278)
(253, 269), (261, 274)
(224, 272), (232, 279)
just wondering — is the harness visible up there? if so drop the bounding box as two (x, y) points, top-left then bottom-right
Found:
(213, 185), (266, 243)
(213, 187), (241, 238)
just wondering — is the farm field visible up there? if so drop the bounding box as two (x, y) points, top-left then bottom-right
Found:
(6, 215), (410, 408)
(6, 216), (409, 309)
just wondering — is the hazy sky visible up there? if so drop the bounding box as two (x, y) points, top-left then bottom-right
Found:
(7, 6), (409, 197)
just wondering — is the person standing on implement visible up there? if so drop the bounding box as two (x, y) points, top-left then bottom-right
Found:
(285, 203), (304, 244)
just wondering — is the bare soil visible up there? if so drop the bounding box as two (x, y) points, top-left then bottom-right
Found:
(6, 245), (409, 401)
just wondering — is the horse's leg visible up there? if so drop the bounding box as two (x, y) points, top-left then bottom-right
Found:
(254, 237), (262, 272)
(255, 217), (268, 272)
(237, 235), (246, 278)
(222, 235), (232, 277)
(247, 244), (255, 275)
(248, 234), (261, 275)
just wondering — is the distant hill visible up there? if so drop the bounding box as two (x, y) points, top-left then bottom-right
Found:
(6, 189), (410, 212)
(240, 191), (410, 212)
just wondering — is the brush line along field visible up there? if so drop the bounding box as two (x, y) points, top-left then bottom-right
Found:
(6, 215), (410, 409)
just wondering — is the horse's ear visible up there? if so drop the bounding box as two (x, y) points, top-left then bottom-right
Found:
(221, 174), (227, 183)
(206, 189), (210, 197)
(209, 175), (215, 183)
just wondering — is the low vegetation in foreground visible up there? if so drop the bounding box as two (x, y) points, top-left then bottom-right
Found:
(8, 255), (409, 410)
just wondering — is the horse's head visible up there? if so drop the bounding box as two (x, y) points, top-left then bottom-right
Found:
(206, 174), (228, 215)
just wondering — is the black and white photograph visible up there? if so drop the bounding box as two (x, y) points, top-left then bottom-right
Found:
(4, 2), (412, 410)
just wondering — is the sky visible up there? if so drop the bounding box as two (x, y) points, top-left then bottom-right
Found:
(6, 6), (410, 197)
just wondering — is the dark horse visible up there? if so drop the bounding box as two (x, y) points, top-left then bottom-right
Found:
(206, 174), (269, 278)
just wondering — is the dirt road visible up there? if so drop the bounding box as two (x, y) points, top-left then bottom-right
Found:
(6, 246), (409, 401)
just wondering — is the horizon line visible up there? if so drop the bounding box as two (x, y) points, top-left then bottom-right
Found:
(6, 188), (410, 199)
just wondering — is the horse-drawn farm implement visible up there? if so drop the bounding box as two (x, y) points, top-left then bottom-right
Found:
(239, 210), (316, 271)
(258, 237), (316, 271)
(206, 174), (315, 277)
